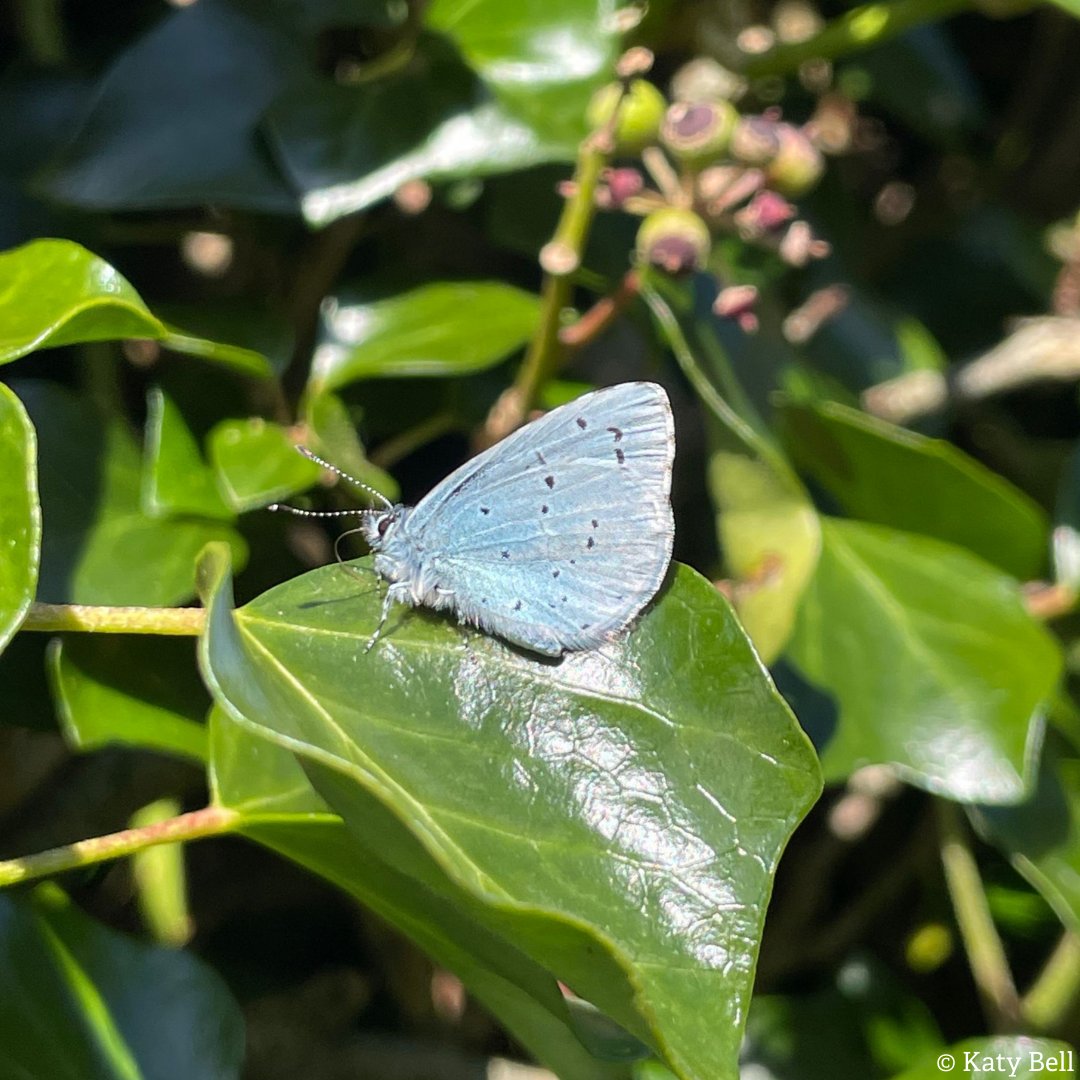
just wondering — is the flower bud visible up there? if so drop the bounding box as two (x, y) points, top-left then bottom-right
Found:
(636, 208), (711, 276)
(734, 190), (796, 237)
(766, 123), (825, 196)
(714, 284), (759, 333)
(586, 79), (666, 153)
(659, 100), (739, 166)
(600, 167), (645, 209)
(730, 116), (781, 165)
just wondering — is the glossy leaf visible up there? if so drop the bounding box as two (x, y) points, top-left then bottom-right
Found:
(785, 519), (1061, 803)
(0, 883), (244, 1080)
(971, 733), (1080, 934)
(207, 417), (322, 514)
(278, 1), (619, 225)
(0, 383), (40, 653)
(19, 380), (246, 606)
(143, 388), (233, 522)
(48, 636), (208, 763)
(890, 1036), (1074, 1079)
(779, 398), (1048, 579)
(309, 281), (540, 392)
(0, 239), (166, 364)
(209, 706), (634, 1080)
(198, 544), (822, 1080)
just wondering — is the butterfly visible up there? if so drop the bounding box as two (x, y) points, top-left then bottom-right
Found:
(274, 381), (675, 657)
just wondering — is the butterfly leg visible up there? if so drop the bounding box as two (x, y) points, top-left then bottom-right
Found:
(364, 581), (411, 653)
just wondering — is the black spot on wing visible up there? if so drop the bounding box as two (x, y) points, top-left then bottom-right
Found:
(536, 451), (547, 466)
(480, 506), (490, 515)
(501, 550), (510, 559)
(576, 417), (587, 429)
(615, 448), (625, 465)
(552, 569), (560, 578)
(608, 426), (623, 441)
(544, 475), (555, 489)
(541, 504), (548, 514)
(514, 600), (522, 611)
(591, 519), (598, 528)
(587, 537), (595, 549)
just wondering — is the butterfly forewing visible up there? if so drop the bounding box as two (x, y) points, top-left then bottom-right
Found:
(403, 382), (675, 654)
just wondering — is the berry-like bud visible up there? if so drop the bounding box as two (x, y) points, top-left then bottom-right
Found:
(730, 116), (781, 165)
(600, 167), (645, 209)
(659, 100), (738, 166)
(766, 123), (825, 196)
(586, 80), (666, 153)
(734, 190), (796, 237)
(636, 208), (711, 276)
(714, 284), (759, 333)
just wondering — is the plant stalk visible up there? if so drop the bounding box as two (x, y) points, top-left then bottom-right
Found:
(20, 603), (205, 636)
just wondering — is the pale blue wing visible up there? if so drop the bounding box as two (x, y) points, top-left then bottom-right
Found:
(404, 382), (674, 654)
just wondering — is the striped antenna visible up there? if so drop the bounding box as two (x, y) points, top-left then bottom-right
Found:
(297, 446), (394, 510)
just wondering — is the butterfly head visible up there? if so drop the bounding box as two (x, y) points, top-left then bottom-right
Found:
(360, 505), (411, 552)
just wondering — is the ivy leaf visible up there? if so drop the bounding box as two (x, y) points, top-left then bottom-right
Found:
(0, 383), (40, 654)
(198, 544), (821, 1080)
(784, 519), (1061, 803)
(0, 883), (244, 1080)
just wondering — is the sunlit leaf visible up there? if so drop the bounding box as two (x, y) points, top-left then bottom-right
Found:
(0, 383), (40, 654)
(198, 544), (822, 1080)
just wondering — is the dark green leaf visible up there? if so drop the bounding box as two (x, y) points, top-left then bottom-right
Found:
(309, 281), (540, 392)
(0, 383), (40, 653)
(209, 706), (634, 1080)
(48, 636), (208, 763)
(19, 380), (246, 606)
(143, 388), (234, 522)
(198, 544), (822, 1080)
(779, 398), (1048, 579)
(890, 1037), (1074, 1079)
(207, 417), (322, 514)
(971, 733), (1080, 934)
(785, 519), (1061, 802)
(0, 239), (165, 364)
(0, 883), (244, 1080)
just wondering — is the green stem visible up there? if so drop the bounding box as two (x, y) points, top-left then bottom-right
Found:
(21, 603), (205, 636)
(744, 0), (974, 78)
(0, 806), (239, 889)
(15, 0), (67, 67)
(937, 800), (1022, 1031)
(1022, 931), (1080, 1034)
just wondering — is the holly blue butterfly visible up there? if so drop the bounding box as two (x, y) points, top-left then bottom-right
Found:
(275, 381), (675, 656)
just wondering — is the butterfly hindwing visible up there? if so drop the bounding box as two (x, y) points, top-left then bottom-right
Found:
(402, 382), (674, 654)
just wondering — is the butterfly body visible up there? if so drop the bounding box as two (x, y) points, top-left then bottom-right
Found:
(358, 381), (675, 656)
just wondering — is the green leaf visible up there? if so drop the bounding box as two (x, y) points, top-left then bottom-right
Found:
(207, 417), (322, 514)
(785, 519), (1061, 803)
(309, 281), (540, 392)
(198, 545), (822, 1080)
(890, 1037), (1074, 1079)
(209, 706), (634, 1080)
(0, 239), (166, 365)
(0, 883), (244, 1080)
(779, 398), (1048, 579)
(143, 388), (234, 521)
(48, 636), (208, 763)
(19, 380), (246, 606)
(971, 733), (1080, 934)
(0, 383), (40, 653)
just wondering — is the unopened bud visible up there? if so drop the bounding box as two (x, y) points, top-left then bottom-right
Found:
(713, 284), (759, 333)
(779, 220), (830, 266)
(660, 100), (739, 166)
(766, 123), (825, 196)
(730, 115), (782, 165)
(636, 208), (712, 276)
(586, 80), (666, 153)
(734, 190), (796, 237)
(599, 167), (645, 209)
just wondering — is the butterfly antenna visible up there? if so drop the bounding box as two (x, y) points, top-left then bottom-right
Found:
(297, 446), (394, 510)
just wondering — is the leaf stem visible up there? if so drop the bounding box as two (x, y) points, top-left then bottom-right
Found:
(558, 269), (641, 349)
(1021, 931), (1080, 1034)
(0, 806), (239, 889)
(20, 603), (205, 636)
(937, 799), (1022, 1031)
(743, 0), (974, 78)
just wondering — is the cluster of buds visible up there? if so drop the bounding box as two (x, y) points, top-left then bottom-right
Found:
(585, 67), (834, 331)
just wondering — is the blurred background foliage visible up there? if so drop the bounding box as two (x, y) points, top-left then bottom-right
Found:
(3, 0), (1080, 1077)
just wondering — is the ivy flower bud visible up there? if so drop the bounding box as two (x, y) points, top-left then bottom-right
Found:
(730, 116), (781, 165)
(586, 79), (666, 153)
(766, 123), (825, 196)
(659, 100), (739, 166)
(636, 208), (712, 276)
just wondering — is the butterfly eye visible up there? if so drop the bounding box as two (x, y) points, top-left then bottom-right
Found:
(377, 515), (393, 538)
